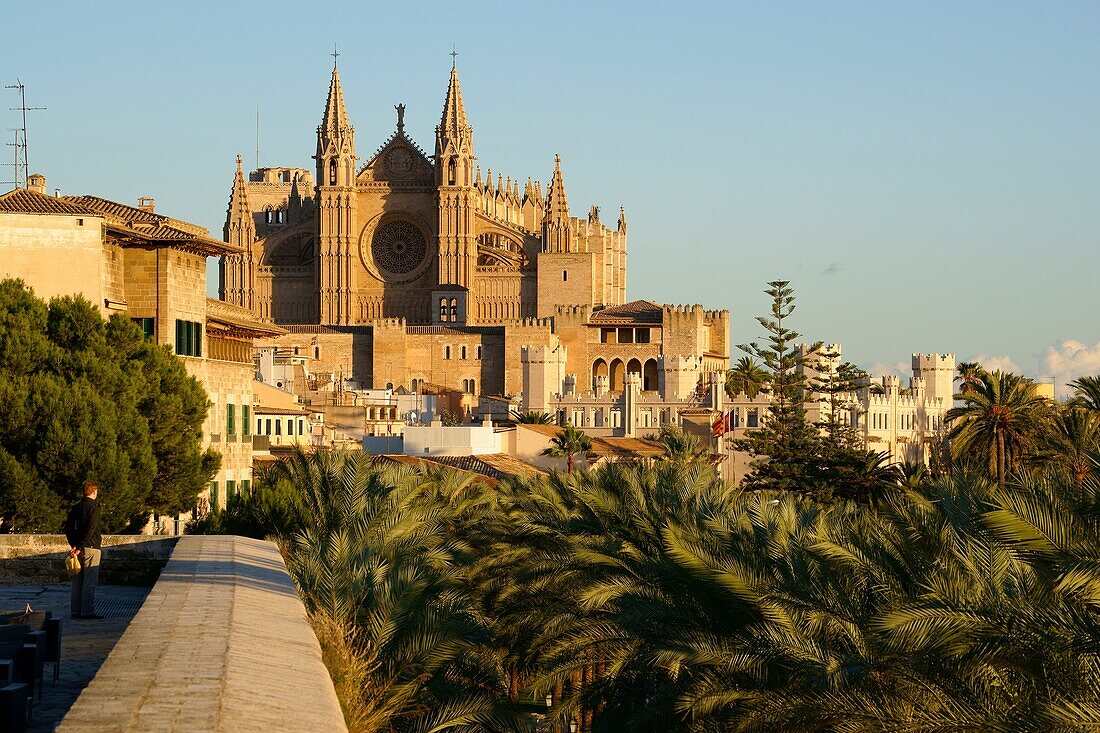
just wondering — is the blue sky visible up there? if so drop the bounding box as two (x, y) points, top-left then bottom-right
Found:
(4, 2), (1099, 390)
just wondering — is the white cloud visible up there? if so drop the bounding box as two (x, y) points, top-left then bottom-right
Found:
(866, 360), (910, 379)
(972, 354), (1022, 375)
(822, 262), (843, 277)
(1043, 339), (1100, 398)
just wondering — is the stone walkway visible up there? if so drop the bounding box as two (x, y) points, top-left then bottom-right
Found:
(0, 583), (150, 732)
(57, 535), (346, 732)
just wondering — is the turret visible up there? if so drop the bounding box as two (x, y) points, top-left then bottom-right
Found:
(542, 154), (573, 253)
(435, 61), (477, 296)
(221, 155), (256, 312)
(314, 61), (358, 325)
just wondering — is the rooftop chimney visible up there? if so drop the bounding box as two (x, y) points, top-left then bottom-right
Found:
(137, 196), (156, 213)
(27, 173), (46, 195)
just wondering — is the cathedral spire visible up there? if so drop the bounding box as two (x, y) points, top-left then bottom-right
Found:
(227, 154), (251, 223)
(222, 155), (257, 311)
(546, 154), (570, 222)
(320, 66), (352, 140)
(439, 65), (471, 142)
(542, 155), (573, 253)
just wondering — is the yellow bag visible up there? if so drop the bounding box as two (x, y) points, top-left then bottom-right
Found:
(65, 553), (81, 578)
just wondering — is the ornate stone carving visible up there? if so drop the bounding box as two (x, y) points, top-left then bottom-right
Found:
(371, 220), (428, 278)
(385, 147), (415, 178)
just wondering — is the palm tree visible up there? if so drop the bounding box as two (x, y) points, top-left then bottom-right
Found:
(653, 423), (707, 464)
(1069, 375), (1100, 410)
(955, 361), (985, 396)
(725, 355), (769, 400)
(1047, 406), (1100, 484)
(511, 410), (556, 425)
(946, 370), (1050, 488)
(268, 448), (529, 732)
(541, 424), (593, 472)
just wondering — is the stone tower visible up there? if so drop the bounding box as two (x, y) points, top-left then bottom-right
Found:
(222, 155), (256, 309)
(314, 63), (358, 325)
(434, 62), (477, 294)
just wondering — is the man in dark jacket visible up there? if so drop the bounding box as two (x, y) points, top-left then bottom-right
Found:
(64, 480), (103, 620)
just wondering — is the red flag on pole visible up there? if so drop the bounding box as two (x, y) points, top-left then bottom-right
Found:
(711, 409), (732, 437)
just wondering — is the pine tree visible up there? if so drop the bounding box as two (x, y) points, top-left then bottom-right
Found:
(733, 281), (833, 494)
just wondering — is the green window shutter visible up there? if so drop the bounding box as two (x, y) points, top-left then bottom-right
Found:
(241, 479), (251, 496)
(175, 320), (184, 354)
(242, 405), (251, 436)
(194, 322), (202, 357)
(209, 481), (219, 511)
(226, 480), (236, 498)
(227, 404), (235, 435)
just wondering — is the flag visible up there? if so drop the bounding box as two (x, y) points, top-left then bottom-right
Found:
(711, 409), (733, 438)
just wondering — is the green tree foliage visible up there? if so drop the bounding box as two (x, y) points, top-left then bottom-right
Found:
(0, 279), (216, 532)
(203, 440), (1100, 733)
(1069, 375), (1100, 411)
(947, 370), (1051, 489)
(652, 424), (707, 465)
(511, 411), (557, 425)
(541, 424), (593, 472)
(724, 356), (768, 400)
(732, 281), (829, 494)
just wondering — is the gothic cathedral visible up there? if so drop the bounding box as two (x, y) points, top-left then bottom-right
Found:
(220, 61), (628, 328)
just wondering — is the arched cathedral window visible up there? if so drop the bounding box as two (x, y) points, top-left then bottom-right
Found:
(439, 298), (448, 322)
(450, 298), (458, 321)
(448, 159), (456, 186)
(329, 160), (337, 185)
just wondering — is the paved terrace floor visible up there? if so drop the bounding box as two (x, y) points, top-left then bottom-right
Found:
(57, 535), (346, 733)
(0, 583), (150, 732)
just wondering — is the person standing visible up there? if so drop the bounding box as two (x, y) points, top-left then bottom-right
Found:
(64, 480), (103, 620)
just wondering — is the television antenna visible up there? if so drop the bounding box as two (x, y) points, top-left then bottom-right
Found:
(2, 128), (23, 188)
(5, 80), (45, 188)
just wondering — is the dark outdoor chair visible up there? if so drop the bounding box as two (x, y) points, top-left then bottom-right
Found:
(0, 626), (34, 720)
(1, 611), (60, 684)
(0, 682), (28, 733)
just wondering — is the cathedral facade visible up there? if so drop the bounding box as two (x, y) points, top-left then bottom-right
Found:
(221, 62), (626, 328)
(220, 61), (728, 414)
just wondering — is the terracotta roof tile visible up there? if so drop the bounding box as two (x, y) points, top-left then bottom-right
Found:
(590, 300), (664, 324)
(0, 188), (98, 216)
(62, 195), (238, 256)
(206, 297), (288, 337)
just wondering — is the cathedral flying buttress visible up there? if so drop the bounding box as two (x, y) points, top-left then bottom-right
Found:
(220, 59), (627, 328)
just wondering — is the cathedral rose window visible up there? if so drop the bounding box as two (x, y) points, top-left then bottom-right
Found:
(371, 220), (428, 276)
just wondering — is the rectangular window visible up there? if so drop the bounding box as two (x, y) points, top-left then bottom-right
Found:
(226, 404), (235, 436)
(298, 419), (304, 435)
(242, 405), (251, 437)
(257, 418), (262, 435)
(209, 481), (219, 511)
(132, 317), (155, 339)
(747, 408), (759, 428)
(635, 328), (650, 344)
(174, 319), (202, 357)
(600, 328), (616, 344)
(226, 480), (236, 498)
(287, 419), (294, 437)
(265, 419), (272, 435)
(240, 479), (251, 496)
(275, 419), (281, 436)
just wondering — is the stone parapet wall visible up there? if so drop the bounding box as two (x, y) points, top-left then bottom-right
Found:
(58, 535), (346, 732)
(0, 535), (177, 585)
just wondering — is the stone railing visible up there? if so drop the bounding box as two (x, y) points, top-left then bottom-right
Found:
(0, 535), (177, 585)
(58, 535), (346, 732)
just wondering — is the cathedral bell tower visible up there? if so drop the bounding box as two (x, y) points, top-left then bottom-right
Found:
(314, 60), (358, 325)
(434, 59), (476, 300)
